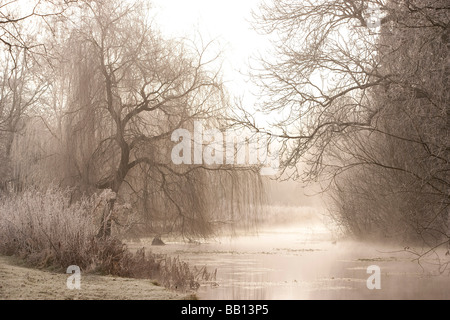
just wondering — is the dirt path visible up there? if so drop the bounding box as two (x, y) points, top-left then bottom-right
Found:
(0, 256), (189, 300)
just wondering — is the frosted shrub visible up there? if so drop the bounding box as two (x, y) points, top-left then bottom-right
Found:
(0, 187), (97, 268)
(0, 187), (215, 291)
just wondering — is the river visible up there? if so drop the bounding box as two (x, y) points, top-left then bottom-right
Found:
(130, 223), (450, 299)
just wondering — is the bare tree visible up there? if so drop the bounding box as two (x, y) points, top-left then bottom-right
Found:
(0, 39), (48, 192)
(0, 0), (75, 51)
(33, 0), (264, 239)
(0, 0), (79, 193)
(248, 0), (449, 244)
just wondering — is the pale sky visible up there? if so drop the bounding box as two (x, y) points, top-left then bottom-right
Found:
(150, 0), (270, 107)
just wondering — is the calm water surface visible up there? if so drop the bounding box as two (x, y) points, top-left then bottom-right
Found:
(131, 226), (450, 299)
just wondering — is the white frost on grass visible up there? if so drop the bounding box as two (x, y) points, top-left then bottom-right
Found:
(0, 256), (189, 300)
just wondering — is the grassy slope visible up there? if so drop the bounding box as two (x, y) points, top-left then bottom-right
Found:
(0, 255), (190, 300)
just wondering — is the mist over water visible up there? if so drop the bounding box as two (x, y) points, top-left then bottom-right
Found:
(132, 206), (450, 300)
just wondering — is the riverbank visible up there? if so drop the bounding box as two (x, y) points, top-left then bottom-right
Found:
(0, 255), (190, 300)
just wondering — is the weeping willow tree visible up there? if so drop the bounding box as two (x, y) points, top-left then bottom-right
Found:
(9, 0), (265, 239)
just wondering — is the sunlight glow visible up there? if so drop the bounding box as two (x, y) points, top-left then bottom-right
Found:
(151, 0), (269, 101)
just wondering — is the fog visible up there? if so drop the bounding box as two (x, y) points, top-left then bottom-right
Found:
(130, 182), (450, 300)
(0, 0), (448, 301)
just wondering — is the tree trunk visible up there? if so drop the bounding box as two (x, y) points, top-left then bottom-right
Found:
(97, 198), (116, 238)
